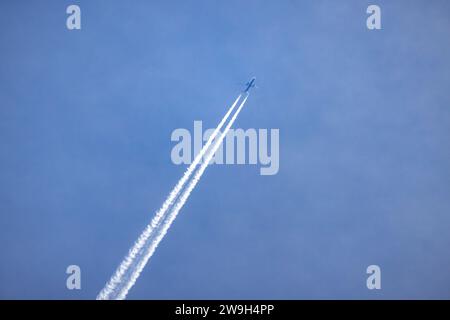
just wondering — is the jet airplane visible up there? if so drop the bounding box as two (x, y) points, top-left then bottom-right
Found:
(244, 77), (256, 93)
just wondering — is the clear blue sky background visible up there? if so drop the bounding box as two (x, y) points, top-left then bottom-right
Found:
(1, 0), (449, 299)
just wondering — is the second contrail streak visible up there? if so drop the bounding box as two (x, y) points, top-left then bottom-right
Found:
(97, 95), (242, 300)
(115, 94), (249, 300)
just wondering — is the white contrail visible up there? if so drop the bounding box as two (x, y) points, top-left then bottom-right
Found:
(114, 94), (249, 300)
(97, 94), (242, 300)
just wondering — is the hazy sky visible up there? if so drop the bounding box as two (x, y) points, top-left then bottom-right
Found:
(1, 0), (449, 299)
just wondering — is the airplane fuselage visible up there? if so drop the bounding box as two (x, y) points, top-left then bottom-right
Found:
(244, 77), (256, 92)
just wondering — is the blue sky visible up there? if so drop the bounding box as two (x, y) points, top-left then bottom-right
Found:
(1, 0), (450, 299)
